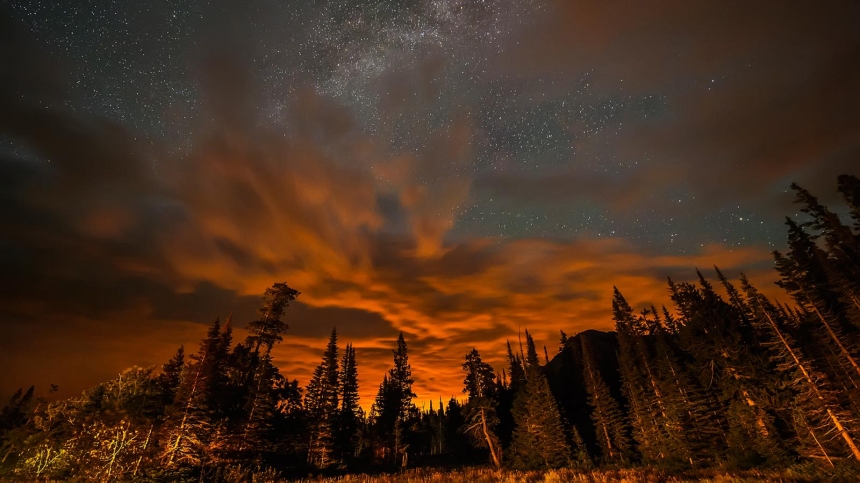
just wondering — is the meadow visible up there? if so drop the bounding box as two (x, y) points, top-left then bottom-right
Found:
(207, 464), (860, 483)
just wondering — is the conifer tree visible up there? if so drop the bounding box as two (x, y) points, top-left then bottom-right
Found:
(837, 174), (860, 231)
(508, 367), (570, 469)
(649, 309), (726, 465)
(390, 333), (416, 417)
(571, 426), (593, 470)
(247, 283), (300, 355)
(741, 276), (860, 461)
(791, 182), (860, 273)
(389, 332), (416, 467)
(369, 334), (417, 467)
(237, 351), (279, 453)
(157, 346), (184, 406)
(461, 349), (502, 467)
(580, 336), (630, 463)
(443, 397), (470, 457)
(774, 220), (860, 388)
(306, 329), (340, 467)
(336, 343), (361, 461)
(509, 332), (570, 469)
(506, 341), (525, 389)
(614, 288), (688, 466)
(370, 375), (398, 463)
(677, 270), (788, 466)
(524, 330), (540, 369)
(614, 289), (659, 460)
(162, 319), (231, 466)
(0, 386), (35, 464)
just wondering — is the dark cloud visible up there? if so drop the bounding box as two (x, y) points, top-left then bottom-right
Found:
(491, 0), (860, 209)
(286, 303), (397, 341)
(472, 167), (657, 210)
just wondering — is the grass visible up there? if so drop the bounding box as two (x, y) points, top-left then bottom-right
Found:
(6, 463), (857, 482)
(281, 466), (852, 483)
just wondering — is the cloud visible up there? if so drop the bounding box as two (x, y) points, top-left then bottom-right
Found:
(489, 0), (860, 209)
(0, 2), (827, 409)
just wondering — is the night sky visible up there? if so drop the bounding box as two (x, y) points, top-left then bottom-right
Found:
(2, 0), (859, 409)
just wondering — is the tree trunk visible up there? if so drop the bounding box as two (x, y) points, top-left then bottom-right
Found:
(480, 408), (501, 468)
(800, 288), (860, 380)
(760, 302), (860, 460)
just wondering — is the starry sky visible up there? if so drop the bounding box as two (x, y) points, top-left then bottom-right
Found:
(2, 0), (859, 409)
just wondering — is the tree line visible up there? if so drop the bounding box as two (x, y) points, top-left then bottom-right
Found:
(2, 174), (860, 480)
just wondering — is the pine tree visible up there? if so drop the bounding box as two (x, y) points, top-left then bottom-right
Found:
(306, 329), (340, 468)
(613, 289), (661, 463)
(571, 426), (593, 470)
(791, 182), (860, 328)
(650, 309), (726, 465)
(506, 341), (525, 389)
(443, 397), (470, 457)
(369, 334), (417, 467)
(461, 349), (501, 467)
(157, 346), (184, 406)
(508, 367), (570, 469)
(370, 375), (398, 463)
(246, 283), (300, 355)
(580, 336), (630, 463)
(676, 270), (788, 467)
(837, 174), (860, 232)
(389, 332), (416, 467)
(791, 182), (860, 271)
(0, 386), (35, 465)
(741, 276), (860, 462)
(509, 331), (570, 469)
(774, 219), (860, 391)
(390, 332), (416, 419)
(236, 284), (299, 454)
(614, 288), (690, 467)
(336, 343), (361, 462)
(237, 352), (278, 453)
(559, 330), (569, 353)
(524, 330), (540, 369)
(162, 319), (231, 466)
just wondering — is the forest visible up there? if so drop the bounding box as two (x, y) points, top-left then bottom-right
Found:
(3, 174), (860, 482)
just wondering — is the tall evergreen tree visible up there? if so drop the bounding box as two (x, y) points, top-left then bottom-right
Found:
(162, 318), (231, 466)
(247, 283), (300, 355)
(157, 346), (184, 406)
(306, 329), (341, 468)
(580, 336), (630, 463)
(614, 289), (658, 462)
(837, 174), (860, 231)
(336, 343), (361, 462)
(774, 219), (860, 393)
(614, 288), (688, 467)
(461, 349), (502, 467)
(742, 276), (860, 462)
(508, 367), (571, 468)
(506, 341), (525, 389)
(509, 332), (570, 469)
(675, 270), (788, 467)
(524, 330), (540, 369)
(559, 330), (569, 353)
(390, 332), (416, 467)
(370, 333), (417, 467)
(390, 332), (416, 419)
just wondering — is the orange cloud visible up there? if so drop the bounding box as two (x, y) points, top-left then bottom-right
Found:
(116, 96), (785, 409)
(0, 16), (795, 411)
